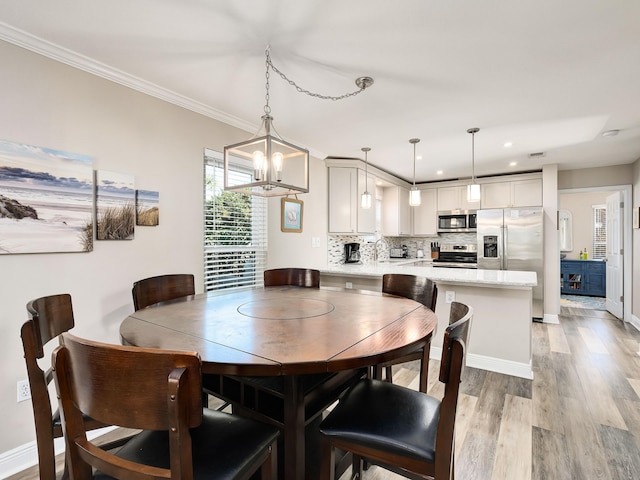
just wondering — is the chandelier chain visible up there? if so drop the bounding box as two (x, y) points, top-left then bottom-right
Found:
(265, 48), (369, 102)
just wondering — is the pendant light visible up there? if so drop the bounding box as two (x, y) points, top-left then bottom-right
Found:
(467, 127), (481, 202)
(409, 138), (421, 206)
(223, 47), (373, 197)
(361, 147), (372, 209)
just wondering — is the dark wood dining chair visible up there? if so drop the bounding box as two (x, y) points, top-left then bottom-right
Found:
(53, 332), (280, 480)
(319, 301), (473, 480)
(131, 273), (195, 310)
(21, 294), (129, 480)
(374, 273), (438, 392)
(263, 267), (320, 288)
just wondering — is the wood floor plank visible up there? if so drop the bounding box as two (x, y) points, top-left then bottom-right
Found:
(575, 362), (628, 430)
(532, 426), (572, 480)
(548, 324), (571, 354)
(597, 424), (640, 480)
(456, 432), (497, 480)
(491, 395), (532, 480)
(454, 393), (478, 456)
(467, 372), (508, 438)
(628, 378), (640, 399)
(532, 367), (564, 433)
(578, 326), (610, 354)
(561, 395), (613, 480)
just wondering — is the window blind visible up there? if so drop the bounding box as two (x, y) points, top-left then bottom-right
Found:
(204, 149), (267, 291)
(592, 205), (606, 260)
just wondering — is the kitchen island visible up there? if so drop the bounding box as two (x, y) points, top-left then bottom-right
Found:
(320, 259), (537, 379)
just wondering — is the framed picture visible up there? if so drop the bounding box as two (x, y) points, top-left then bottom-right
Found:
(95, 170), (135, 240)
(281, 197), (303, 233)
(0, 139), (94, 254)
(136, 189), (159, 226)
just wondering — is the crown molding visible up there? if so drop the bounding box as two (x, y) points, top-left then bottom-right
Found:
(0, 22), (257, 133)
(0, 22), (326, 159)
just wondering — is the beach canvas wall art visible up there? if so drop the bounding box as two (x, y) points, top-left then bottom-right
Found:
(136, 189), (159, 226)
(0, 139), (94, 254)
(95, 170), (135, 240)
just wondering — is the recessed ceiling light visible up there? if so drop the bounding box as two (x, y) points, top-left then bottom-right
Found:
(509, 161), (517, 167)
(602, 129), (620, 137)
(436, 170), (443, 175)
(504, 141), (513, 148)
(416, 155), (423, 160)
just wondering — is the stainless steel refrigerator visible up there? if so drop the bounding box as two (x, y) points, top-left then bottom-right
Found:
(477, 207), (544, 319)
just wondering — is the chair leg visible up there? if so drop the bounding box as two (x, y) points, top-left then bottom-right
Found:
(352, 453), (364, 479)
(320, 436), (336, 480)
(385, 365), (393, 383)
(261, 441), (277, 480)
(419, 343), (431, 393)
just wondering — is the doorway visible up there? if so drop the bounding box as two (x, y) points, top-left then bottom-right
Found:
(558, 185), (632, 320)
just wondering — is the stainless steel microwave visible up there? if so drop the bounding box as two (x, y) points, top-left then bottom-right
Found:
(437, 210), (477, 233)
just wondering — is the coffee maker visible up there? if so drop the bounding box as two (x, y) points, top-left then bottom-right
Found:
(344, 243), (361, 263)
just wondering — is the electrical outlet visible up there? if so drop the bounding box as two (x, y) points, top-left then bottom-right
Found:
(445, 291), (455, 304)
(345, 281), (353, 289)
(17, 379), (31, 402)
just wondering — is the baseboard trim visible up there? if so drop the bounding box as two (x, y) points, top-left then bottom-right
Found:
(542, 313), (559, 324)
(630, 314), (640, 336)
(0, 426), (115, 479)
(431, 346), (533, 380)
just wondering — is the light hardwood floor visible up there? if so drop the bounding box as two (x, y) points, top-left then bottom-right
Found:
(9, 306), (640, 480)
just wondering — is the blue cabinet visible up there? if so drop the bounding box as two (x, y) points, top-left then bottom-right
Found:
(560, 260), (606, 297)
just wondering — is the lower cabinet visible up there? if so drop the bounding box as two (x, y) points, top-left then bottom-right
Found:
(560, 260), (605, 297)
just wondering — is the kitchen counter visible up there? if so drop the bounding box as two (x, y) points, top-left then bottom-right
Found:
(321, 259), (537, 288)
(320, 260), (537, 380)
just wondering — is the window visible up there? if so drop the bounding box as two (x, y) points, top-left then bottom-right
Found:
(592, 204), (606, 260)
(204, 149), (267, 291)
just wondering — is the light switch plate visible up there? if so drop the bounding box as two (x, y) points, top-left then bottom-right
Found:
(445, 291), (455, 304)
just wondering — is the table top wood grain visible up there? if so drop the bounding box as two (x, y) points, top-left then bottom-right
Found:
(120, 286), (438, 376)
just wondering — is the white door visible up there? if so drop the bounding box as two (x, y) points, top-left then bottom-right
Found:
(606, 191), (623, 318)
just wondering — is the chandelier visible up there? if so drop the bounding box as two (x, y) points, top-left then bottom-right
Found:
(409, 138), (421, 206)
(224, 48), (374, 196)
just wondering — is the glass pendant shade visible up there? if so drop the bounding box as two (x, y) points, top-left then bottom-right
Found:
(361, 191), (372, 209)
(360, 146), (372, 209)
(409, 187), (421, 206)
(224, 115), (309, 196)
(467, 183), (481, 202)
(409, 138), (421, 207)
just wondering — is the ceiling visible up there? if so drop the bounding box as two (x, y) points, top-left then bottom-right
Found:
(1, 1), (640, 184)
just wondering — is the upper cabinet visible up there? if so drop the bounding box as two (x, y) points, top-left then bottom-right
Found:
(437, 185), (480, 211)
(328, 167), (376, 234)
(412, 188), (438, 235)
(382, 185), (412, 236)
(481, 178), (542, 209)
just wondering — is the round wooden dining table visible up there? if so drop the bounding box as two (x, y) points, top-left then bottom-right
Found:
(120, 285), (438, 480)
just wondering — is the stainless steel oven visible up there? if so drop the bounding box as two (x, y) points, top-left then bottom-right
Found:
(432, 244), (478, 268)
(437, 210), (477, 233)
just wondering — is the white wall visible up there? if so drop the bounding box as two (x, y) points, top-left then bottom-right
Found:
(559, 191), (611, 260)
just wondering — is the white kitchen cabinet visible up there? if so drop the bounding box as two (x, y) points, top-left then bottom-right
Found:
(437, 185), (480, 211)
(481, 179), (542, 208)
(412, 188), (438, 235)
(328, 167), (376, 234)
(382, 185), (412, 236)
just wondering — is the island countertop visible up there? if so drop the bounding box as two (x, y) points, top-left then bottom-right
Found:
(320, 259), (537, 288)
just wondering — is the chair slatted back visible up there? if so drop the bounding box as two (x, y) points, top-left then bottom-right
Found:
(382, 273), (438, 310)
(132, 274), (195, 310)
(264, 268), (320, 288)
(54, 333), (203, 479)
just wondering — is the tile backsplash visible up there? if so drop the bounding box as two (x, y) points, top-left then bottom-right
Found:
(328, 232), (478, 265)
